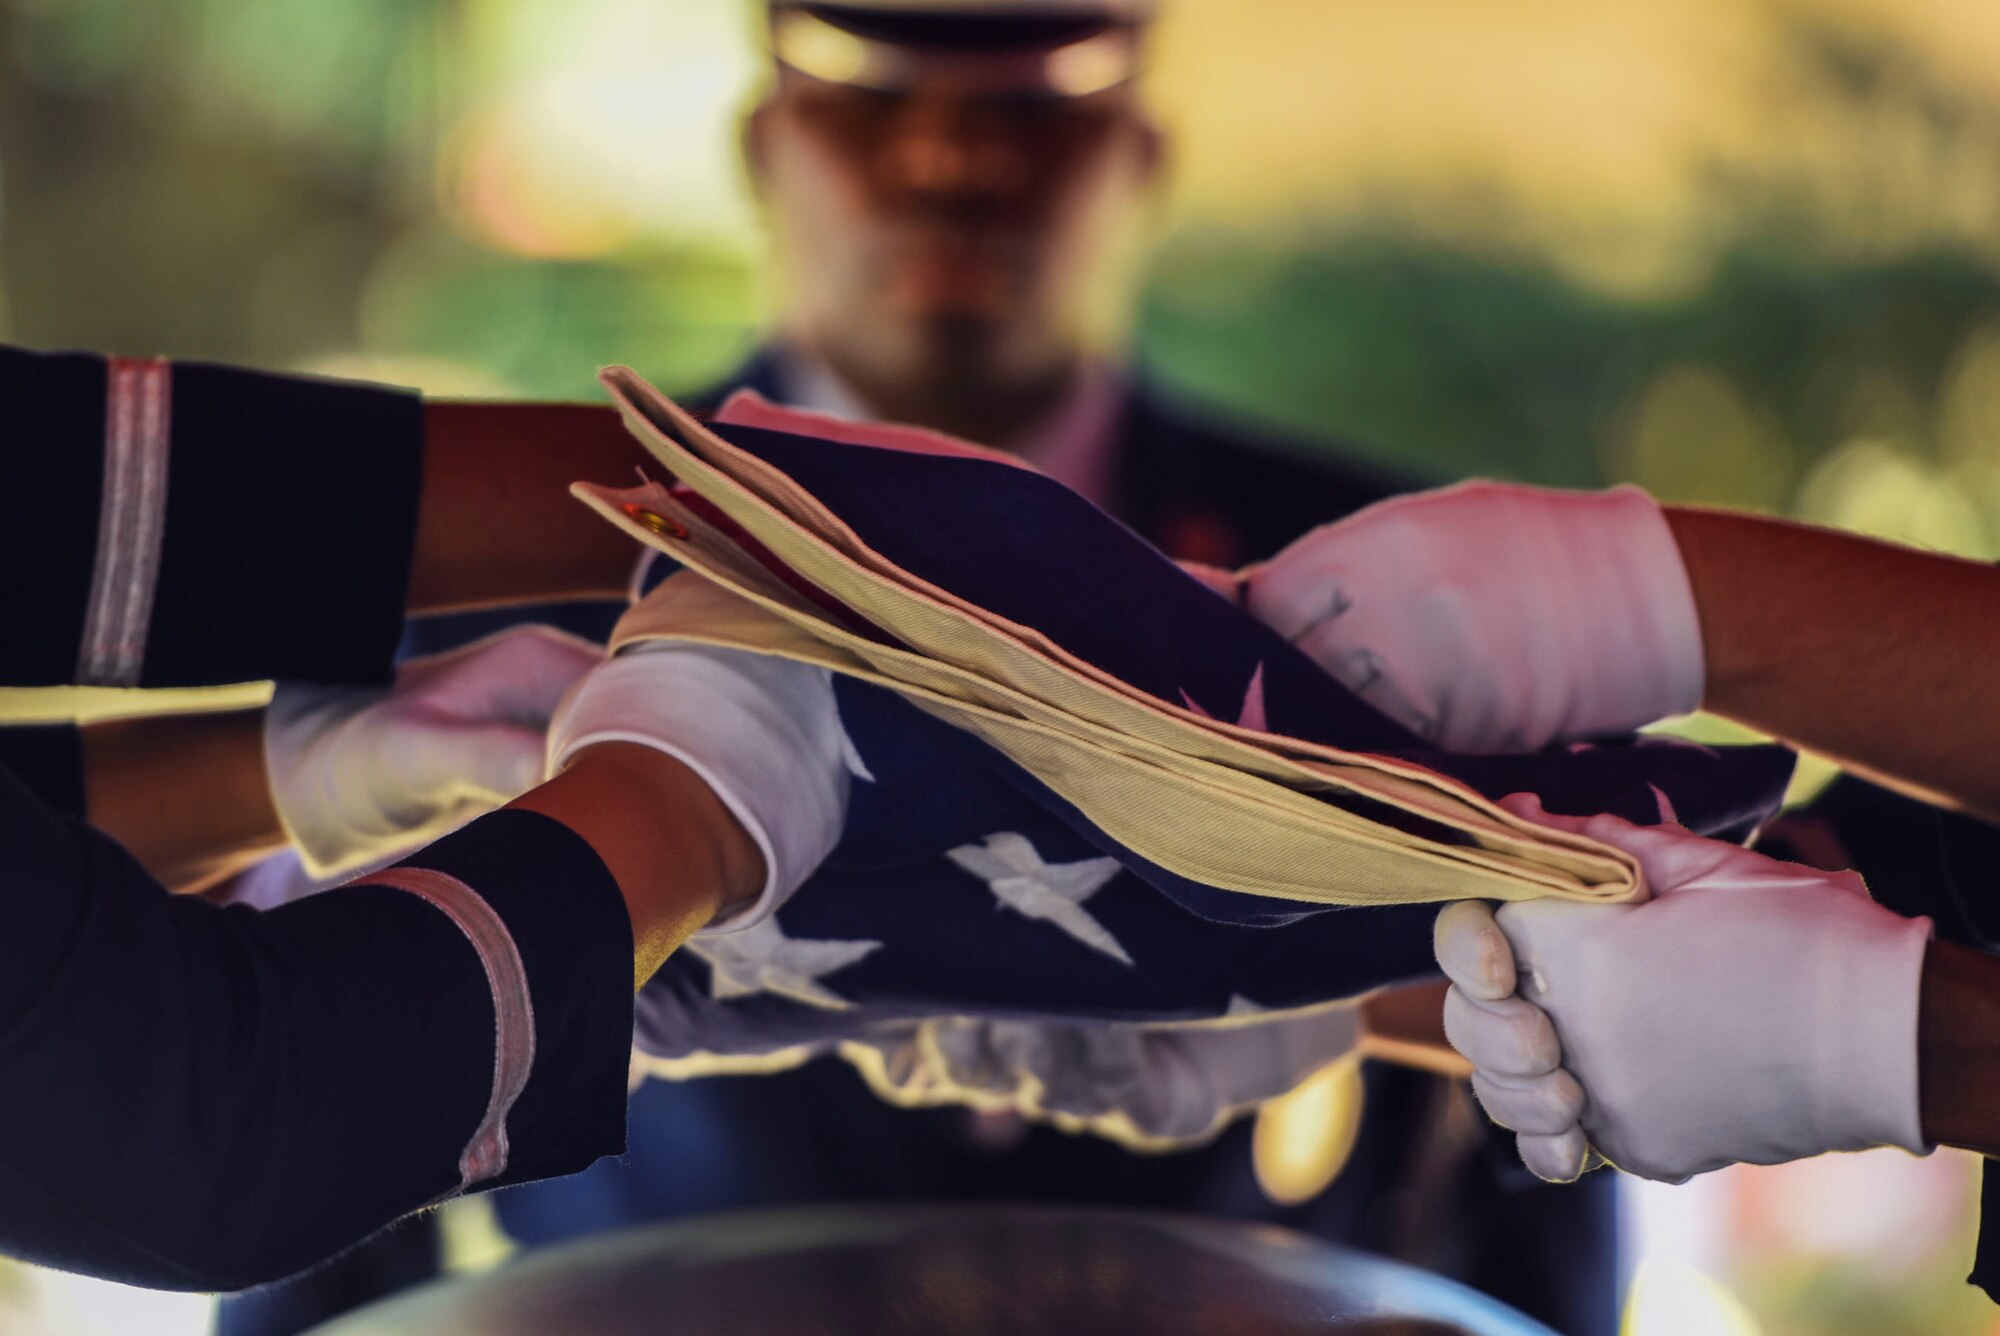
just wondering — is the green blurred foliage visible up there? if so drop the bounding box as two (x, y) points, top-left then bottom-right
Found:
(1143, 233), (2000, 497)
(356, 226), (760, 400)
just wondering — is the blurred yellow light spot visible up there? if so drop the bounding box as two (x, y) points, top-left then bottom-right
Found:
(1939, 322), (2000, 468)
(1642, 712), (1840, 809)
(437, 1195), (518, 1276)
(1612, 365), (1795, 512)
(1794, 438), (1993, 558)
(1251, 1054), (1364, 1207)
(293, 353), (515, 400)
(441, 0), (761, 258)
(448, 101), (642, 259)
(1621, 1260), (1761, 1336)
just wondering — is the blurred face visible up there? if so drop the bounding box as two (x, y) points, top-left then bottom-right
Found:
(747, 65), (1162, 413)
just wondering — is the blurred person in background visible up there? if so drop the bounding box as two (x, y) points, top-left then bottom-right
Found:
(445, 7), (1621, 1336)
(707, 0), (1401, 558)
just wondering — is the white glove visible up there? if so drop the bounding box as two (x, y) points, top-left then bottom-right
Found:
(1243, 482), (1706, 752)
(1436, 795), (1934, 1184)
(546, 641), (850, 933)
(845, 1005), (1363, 1147)
(266, 626), (603, 878)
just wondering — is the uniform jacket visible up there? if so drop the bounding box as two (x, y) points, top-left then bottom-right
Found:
(0, 346), (634, 1290)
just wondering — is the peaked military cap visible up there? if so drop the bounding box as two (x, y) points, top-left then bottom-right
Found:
(768, 0), (1156, 96)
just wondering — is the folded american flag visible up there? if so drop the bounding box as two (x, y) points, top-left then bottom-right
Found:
(576, 369), (1794, 1107)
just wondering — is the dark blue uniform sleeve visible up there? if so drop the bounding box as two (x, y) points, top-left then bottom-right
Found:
(0, 345), (423, 690)
(0, 723), (84, 816)
(0, 768), (633, 1291)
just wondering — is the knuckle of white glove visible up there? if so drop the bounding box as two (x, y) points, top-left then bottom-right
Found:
(1433, 900), (1514, 999)
(1241, 528), (1348, 643)
(1338, 650), (1444, 742)
(1587, 1129), (1699, 1186)
(1470, 1068), (1585, 1136)
(1489, 896), (1623, 1004)
(441, 626), (604, 715)
(1283, 631), (1439, 744)
(1296, 633), (1376, 694)
(1248, 522), (1473, 746)
(1441, 986), (1562, 1077)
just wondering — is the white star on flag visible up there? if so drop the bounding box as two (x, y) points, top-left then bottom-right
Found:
(946, 832), (1132, 966)
(686, 917), (882, 1011)
(1181, 663), (1268, 731)
(839, 723), (875, 782)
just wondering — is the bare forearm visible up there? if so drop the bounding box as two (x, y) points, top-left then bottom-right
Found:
(408, 402), (655, 613)
(1919, 939), (2000, 1156)
(509, 742), (763, 988)
(81, 709), (287, 892)
(1667, 506), (2000, 822)
(1359, 981), (1472, 1077)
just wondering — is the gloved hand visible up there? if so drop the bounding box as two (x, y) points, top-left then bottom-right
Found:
(1435, 794), (1934, 1183)
(1242, 482), (1706, 752)
(546, 640), (851, 933)
(266, 626), (603, 878)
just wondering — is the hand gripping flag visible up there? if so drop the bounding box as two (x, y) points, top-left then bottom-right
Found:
(573, 368), (1794, 1143)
